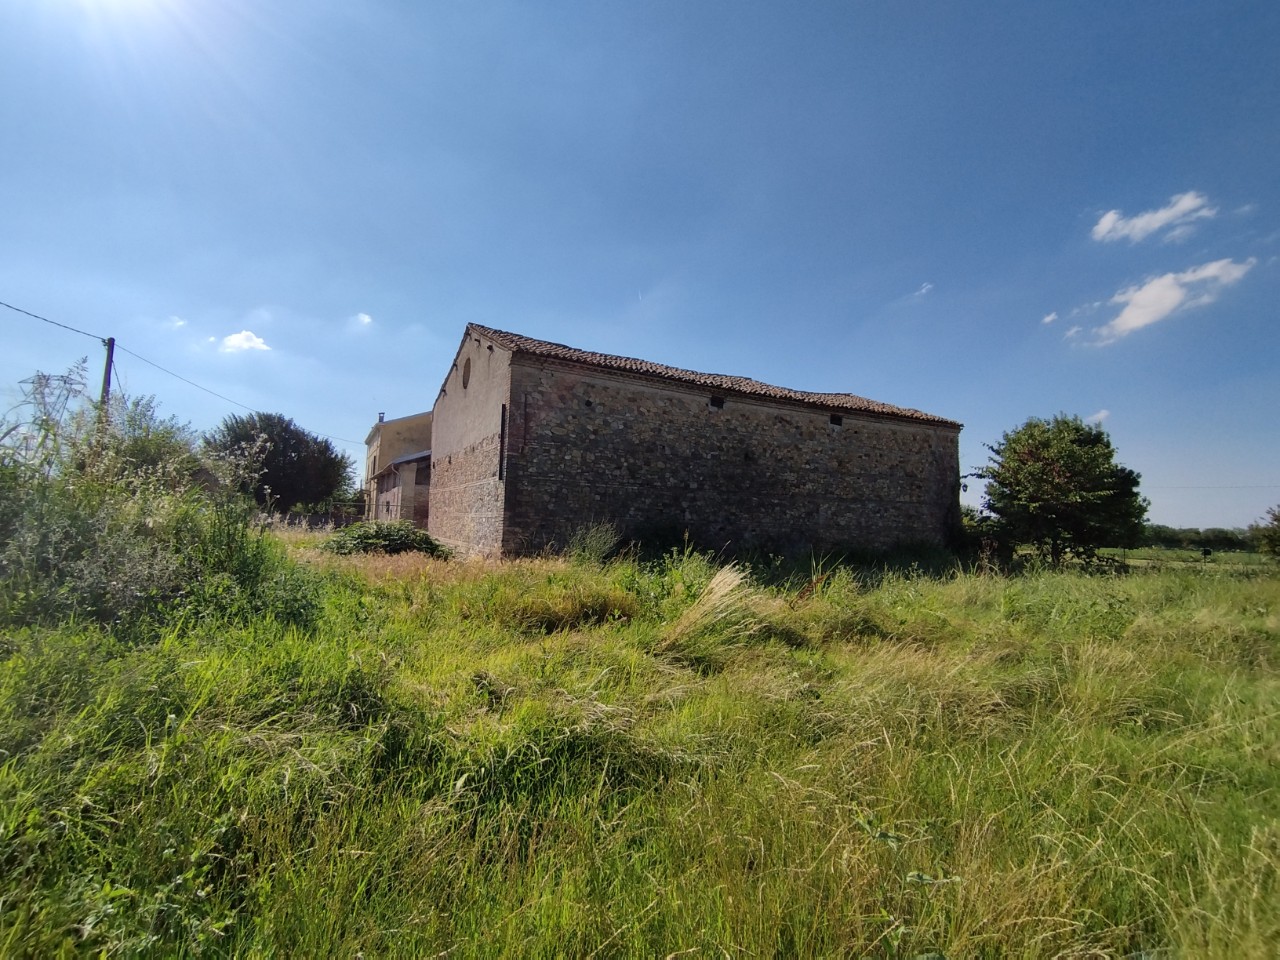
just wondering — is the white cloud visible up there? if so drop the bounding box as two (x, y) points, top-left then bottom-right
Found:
(1085, 409), (1110, 424)
(168, 316), (187, 329)
(912, 282), (934, 297)
(1093, 257), (1255, 344)
(1064, 325), (1082, 339)
(220, 330), (270, 352)
(1161, 224), (1197, 244)
(1091, 191), (1217, 244)
(1041, 311), (1058, 325)
(356, 312), (373, 326)
(1067, 301), (1103, 320)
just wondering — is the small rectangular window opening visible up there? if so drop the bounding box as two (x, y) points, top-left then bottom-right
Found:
(709, 396), (725, 409)
(830, 414), (843, 426)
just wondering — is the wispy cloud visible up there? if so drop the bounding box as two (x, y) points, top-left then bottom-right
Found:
(1084, 409), (1110, 424)
(168, 316), (187, 329)
(220, 330), (270, 352)
(1064, 325), (1083, 339)
(912, 282), (934, 297)
(1041, 311), (1058, 325)
(1093, 257), (1255, 344)
(349, 311), (374, 331)
(1091, 191), (1217, 244)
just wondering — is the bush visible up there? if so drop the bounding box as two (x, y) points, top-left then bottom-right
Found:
(321, 520), (449, 557)
(0, 368), (322, 637)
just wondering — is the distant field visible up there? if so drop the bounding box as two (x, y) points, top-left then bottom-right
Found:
(2, 545), (1277, 957)
(1098, 546), (1273, 568)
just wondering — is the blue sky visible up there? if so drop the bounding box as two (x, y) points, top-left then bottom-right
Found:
(2, 0), (1277, 528)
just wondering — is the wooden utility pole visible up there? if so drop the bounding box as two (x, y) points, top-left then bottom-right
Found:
(99, 337), (115, 408)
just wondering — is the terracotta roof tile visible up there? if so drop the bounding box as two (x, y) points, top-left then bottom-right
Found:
(468, 324), (960, 428)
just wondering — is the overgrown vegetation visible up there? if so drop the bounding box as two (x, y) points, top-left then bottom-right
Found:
(4, 553), (1278, 953)
(2, 375), (1277, 956)
(0, 365), (320, 637)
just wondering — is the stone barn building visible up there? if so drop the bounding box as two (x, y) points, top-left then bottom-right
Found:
(419, 324), (961, 557)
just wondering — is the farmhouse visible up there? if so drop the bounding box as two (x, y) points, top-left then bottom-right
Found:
(376, 324), (961, 558)
(364, 410), (433, 525)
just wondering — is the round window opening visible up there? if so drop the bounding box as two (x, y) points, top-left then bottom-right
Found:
(462, 358), (472, 389)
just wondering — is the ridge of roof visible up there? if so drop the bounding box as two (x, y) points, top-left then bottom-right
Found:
(467, 323), (960, 427)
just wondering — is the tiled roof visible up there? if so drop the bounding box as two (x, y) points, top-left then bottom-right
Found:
(468, 324), (960, 427)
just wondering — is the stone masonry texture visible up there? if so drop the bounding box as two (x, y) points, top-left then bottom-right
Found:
(422, 324), (962, 558)
(500, 358), (960, 555)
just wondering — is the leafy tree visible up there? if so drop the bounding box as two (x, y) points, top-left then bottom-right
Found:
(975, 414), (1148, 565)
(204, 412), (354, 514)
(1254, 506), (1280, 557)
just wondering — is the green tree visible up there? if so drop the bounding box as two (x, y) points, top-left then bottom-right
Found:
(1254, 506), (1280, 557)
(203, 412), (353, 514)
(976, 414), (1148, 565)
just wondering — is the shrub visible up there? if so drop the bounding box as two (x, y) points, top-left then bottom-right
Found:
(321, 520), (449, 557)
(0, 368), (322, 636)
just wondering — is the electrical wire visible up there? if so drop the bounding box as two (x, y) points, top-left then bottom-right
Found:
(1145, 485), (1280, 490)
(113, 345), (363, 445)
(5, 297), (364, 446)
(114, 343), (258, 413)
(0, 299), (106, 343)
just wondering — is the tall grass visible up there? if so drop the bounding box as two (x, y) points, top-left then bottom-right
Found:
(2, 524), (1277, 954)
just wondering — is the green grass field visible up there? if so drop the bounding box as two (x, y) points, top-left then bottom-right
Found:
(2, 543), (1277, 957)
(1098, 546), (1271, 569)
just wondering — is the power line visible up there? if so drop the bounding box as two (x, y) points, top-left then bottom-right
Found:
(0, 299), (106, 343)
(113, 345), (363, 445)
(115, 343), (258, 413)
(5, 297), (364, 447)
(1146, 484), (1280, 490)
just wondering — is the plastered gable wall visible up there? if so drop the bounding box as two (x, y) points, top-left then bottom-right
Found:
(502, 358), (959, 554)
(365, 413), (433, 478)
(427, 332), (512, 556)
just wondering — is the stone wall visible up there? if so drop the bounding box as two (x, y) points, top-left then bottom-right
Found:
(427, 332), (512, 556)
(502, 358), (959, 555)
